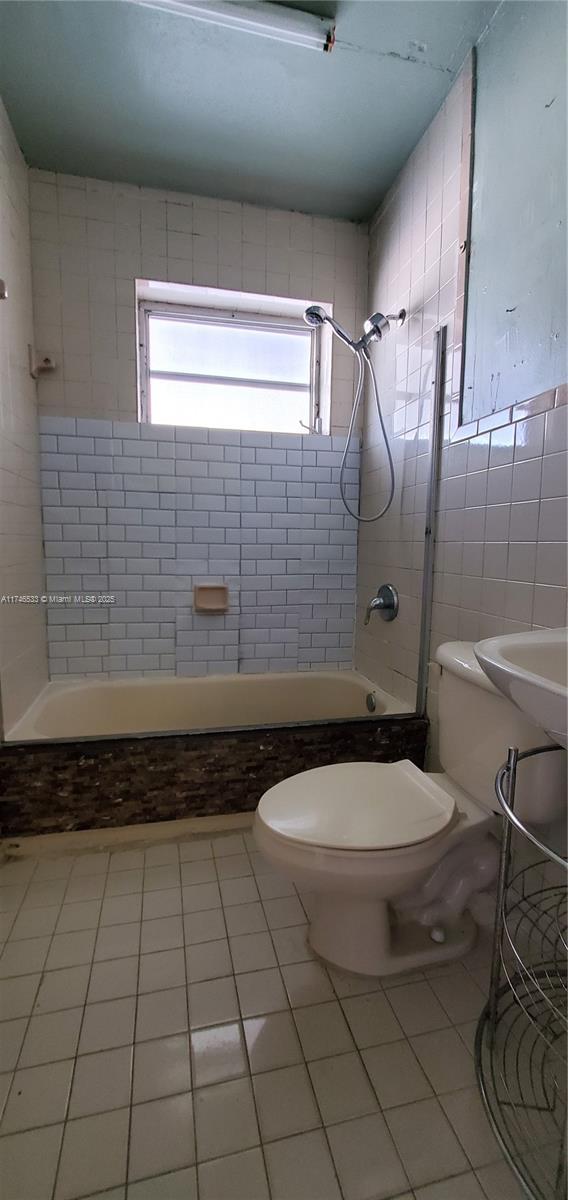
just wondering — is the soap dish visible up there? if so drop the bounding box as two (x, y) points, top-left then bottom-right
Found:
(193, 583), (229, 614)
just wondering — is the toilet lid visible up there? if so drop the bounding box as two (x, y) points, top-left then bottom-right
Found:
(258, 760), (457, 851)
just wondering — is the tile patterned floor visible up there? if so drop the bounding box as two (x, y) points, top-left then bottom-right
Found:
(0, 829), (525, 1200)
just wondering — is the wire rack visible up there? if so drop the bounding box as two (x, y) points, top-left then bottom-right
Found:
(475, 746), (567, 1200)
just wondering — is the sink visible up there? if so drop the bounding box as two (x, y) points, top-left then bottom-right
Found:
(474, 628), (568, 748)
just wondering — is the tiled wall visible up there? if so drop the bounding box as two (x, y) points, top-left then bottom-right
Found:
(354, 63), (470, 706)
(352, 57), (567, 748)
(0, 101), (48, 732)
(40, 417), (359, 678)
(29, 170), (368, 435)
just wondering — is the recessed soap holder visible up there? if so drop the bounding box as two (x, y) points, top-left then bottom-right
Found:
(193, 583), (229, 614)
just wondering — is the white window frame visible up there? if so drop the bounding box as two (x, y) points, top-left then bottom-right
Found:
(138, 299), (325, 434)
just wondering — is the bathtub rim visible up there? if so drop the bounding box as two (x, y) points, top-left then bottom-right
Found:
(4, 670), (413, 746)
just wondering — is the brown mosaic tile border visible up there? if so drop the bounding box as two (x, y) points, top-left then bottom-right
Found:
(0, 715), (428, 839)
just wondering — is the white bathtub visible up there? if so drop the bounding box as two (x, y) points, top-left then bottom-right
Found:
(5, 670), (409, 742)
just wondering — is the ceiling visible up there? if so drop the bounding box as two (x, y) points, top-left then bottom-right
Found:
(0, 0), (498, 220)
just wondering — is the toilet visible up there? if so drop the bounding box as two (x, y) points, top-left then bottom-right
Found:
(254, 642), (565, 976)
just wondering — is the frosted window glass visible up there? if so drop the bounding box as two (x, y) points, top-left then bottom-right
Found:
(150, 378), (311, 434)
(149, 316), (311, 385)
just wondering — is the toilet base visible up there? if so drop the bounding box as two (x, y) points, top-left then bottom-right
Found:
(308, 894), (477, 977)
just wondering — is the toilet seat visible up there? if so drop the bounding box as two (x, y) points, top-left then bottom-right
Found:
(258, 760), (458, 852)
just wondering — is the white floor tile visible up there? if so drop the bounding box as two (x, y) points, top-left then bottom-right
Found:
(183, 908), (226, 945)
(476, 1160), (526, 1200)
(143, 865), (180, 893)
(180, 860), (217, 886)
(70, 853), (109, 877)
(179, 839), (213, 862)
(327, 1112), (409, 1200)
(188, 976), (239, 1028)
(128, 1093), (195, 1181)
(65, 877), (105, 904)
(309, 1051), (378, 1124)
(140, 915), (183, 955)
(1, 1059), (74, 1133)
(100, 894), (142, 927)
(94, 923), (140, 962)
(229, 932), (277, 973)
(264, 1128), (341, 1200)
(216, 854), (253, 880)
(9, 905), (60, 941)
(439, 1086), (502, 1167)
(198, 1146), (269, 1200)
(194, 1076), (259, 1160)
(263, 896), (306, 929)
(256, 873), (296, 899)
(108, 850), (144, 873)
(19, 1007), (83, 1067)
(271, 924), (314, 965)
(127, 1166), (197, 1199)
(56, 1108), (129, 1199)
(341, 991), (403, 1049)
(79, 997), (136, 1054)
(136, 987), (188, 1041)
(362, 1040), (432, 1108)
(224, 902), (267, 936)
(186, 938), (232, 983)
(55, 902), (101, 935)
(133, 1033), (191, 1103)
(23, 881), (66, 909)
(104, 869), (144, 897)
(219, 877), (259, 907)
(46, 930), (96, 972)
(294, 1001), (355, 1060)
(34, 859), (74, 883)
(87, 957), (138, 1004)
(235, 967), (289, 1017)
(0, 936), (51, 979)
(385, 1097), (469, 1188)
(183, 882), (222, 913)
(144, 844), (179, 868)
(385, 981), (451, 1037)
(0, 1017), (27, 1071)
(0, 1122), (63, 1200)
(138, 947), (185, 993)
(281, 961), (335, 1007)
(243, 1011), (303, 1073)
(414, 1172), (486, 1199)
(0, 973), (41, 1020)
(69, 1046), (132, 1118)
(429, 971), (487, 1024)
(0, 885), (27, 913)
(253, 1063), (320, 1140)
(191, 1021), (247, 1087)
(410, 1027), (476, 1094)
(211, 834), (246, 858)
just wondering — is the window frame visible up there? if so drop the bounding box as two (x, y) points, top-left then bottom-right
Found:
(138, 300), (323, 433)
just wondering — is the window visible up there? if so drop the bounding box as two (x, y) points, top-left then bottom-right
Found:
(139, 301), (322, 434)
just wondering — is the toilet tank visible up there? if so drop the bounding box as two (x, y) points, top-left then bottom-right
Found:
(436, 642), (565, 825)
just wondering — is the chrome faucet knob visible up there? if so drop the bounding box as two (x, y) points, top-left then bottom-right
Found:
(364, 583), (399, 624)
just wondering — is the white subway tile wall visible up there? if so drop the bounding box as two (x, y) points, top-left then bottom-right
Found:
(0, 100), (48, 730)
(40, 419), (360, 679)
(29, 171), (369, 436)
(354, 61), (567, 724)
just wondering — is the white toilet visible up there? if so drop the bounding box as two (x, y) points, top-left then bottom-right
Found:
(254, 642), (565, 976)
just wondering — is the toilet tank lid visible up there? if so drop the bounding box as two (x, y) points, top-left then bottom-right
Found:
(436, 641), (499, 695)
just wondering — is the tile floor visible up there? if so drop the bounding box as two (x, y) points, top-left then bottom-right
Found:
(0, 828), (525, 1200)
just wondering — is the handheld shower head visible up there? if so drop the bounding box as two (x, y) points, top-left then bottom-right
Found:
(303, 306), (355, 349)
(303, 305), (328, 327)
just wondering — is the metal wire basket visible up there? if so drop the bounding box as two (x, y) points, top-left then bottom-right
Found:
(476, 746), (567, 1200)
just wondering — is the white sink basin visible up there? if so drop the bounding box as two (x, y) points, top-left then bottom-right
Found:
(474, 628), (568, 748)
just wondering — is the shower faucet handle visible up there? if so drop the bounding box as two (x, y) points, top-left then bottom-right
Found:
(364, 583), (399, 624)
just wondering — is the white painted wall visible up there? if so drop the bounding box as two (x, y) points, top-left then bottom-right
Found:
(0, 100), (48, 732)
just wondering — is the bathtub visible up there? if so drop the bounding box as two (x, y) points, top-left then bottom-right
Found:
(5, 670), (409, 743)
